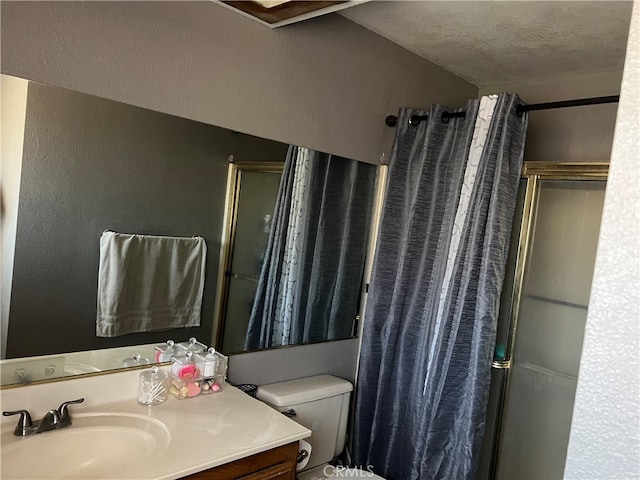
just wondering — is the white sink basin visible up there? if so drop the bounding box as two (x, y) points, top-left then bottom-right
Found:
(1, 412), (170, 479)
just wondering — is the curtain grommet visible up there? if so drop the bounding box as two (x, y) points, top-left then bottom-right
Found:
(515, 104), (525, 117)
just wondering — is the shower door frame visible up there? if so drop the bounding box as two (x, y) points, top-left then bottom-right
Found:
(212, 162), (285, 352)
(486, 161), (609, 479)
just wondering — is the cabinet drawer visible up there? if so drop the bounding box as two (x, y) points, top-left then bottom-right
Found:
(237, 462), (295, 480)
(184, 442), (297, 480)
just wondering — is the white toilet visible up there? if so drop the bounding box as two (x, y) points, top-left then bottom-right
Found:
(257, 375), (385, 480)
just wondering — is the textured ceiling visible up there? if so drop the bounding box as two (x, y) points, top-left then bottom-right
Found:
(340, 1), (633, 87)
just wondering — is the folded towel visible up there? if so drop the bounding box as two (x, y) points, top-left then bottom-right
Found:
(97, 231), (207, 337)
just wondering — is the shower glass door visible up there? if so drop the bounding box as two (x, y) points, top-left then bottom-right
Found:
(217, 163), (284, 353)
(480, 163), (608, 479)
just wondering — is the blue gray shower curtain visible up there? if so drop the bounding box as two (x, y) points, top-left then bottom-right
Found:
(353, 94), (528, 479)
(245, 146), (376, 350)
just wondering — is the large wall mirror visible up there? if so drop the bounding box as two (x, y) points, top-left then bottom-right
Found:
(1, 74), (379, 386)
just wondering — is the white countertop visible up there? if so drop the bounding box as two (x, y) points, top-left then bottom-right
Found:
(1, 383), (311, 479)
(121, 386), (311, 479)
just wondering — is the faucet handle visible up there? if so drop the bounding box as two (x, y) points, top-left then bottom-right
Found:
(57, 398), (84, 422)
(3, 410), (33, 436)
(3, 409), (33, 426)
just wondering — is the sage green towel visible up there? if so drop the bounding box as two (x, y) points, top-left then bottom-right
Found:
(97, 231), (206, 337)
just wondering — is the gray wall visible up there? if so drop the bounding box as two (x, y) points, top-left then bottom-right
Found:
(0, 1), (477, 166)
(565, 3), (640, 477)
(480, 70), (622, 163)
(0, 0), (477, 382)
(228, 338), (359, 386)
(7, 81), (287, 358)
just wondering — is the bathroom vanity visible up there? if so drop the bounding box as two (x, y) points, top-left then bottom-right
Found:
(0, 368), (310, 479)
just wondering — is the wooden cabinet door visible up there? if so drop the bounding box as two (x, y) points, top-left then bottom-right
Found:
(184, 442), (297, 480)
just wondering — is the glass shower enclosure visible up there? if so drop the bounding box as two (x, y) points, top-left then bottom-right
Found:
(214, 162), (284, 354)
(479, 162), (608, 479)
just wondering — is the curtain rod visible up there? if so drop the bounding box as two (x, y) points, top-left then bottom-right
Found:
(384, 95), (620, 127)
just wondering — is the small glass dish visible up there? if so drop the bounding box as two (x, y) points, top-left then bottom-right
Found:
(154, 339), (179, 363)
(195, 348), (228, 394)
(169, 375), (202, 399)
(201, 375), (225, 394)
(123, 353), (151, 368)
(168, 351), (202, 399)
(178, 337), (208, 355)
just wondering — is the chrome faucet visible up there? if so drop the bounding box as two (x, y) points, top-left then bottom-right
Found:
(3, 398), (84, 436)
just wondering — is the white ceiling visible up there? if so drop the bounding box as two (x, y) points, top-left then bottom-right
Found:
(340, 1), (633, 87)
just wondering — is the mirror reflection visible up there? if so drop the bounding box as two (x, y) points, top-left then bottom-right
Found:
(218, 162), (284, 352)
(1, 75), (378, 385)
(221, 150), (376, 353)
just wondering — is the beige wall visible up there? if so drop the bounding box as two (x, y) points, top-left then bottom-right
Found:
(1, 75), (28, 359)
(480, 71), (623, 162)
(565, 2), (640, 477)
(0, 1), (477, 165)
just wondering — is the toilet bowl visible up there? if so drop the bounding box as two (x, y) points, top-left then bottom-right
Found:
(256, 375), (386, 480)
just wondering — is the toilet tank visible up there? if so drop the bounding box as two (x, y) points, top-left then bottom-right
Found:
(257, 375), (353, 470)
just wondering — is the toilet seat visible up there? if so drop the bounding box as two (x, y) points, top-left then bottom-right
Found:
(297, 464), (386, 480)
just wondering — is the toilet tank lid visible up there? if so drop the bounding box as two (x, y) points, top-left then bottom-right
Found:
(257, 375), (353, 406)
